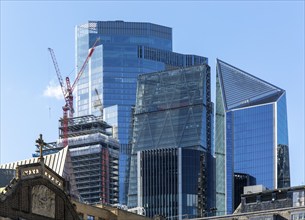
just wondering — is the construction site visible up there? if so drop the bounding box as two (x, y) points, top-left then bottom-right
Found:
(61, 115), (119, 205)
(35, 115), (120, 205)
(36, 38), (120, 205)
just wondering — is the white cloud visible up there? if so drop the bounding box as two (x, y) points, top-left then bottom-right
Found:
(43, 81), (64, 100)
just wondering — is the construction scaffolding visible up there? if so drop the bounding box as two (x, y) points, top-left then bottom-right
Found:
(60, 115), (119, 205)
(58, 115), (112, 143)
(33, 115), (119, 204)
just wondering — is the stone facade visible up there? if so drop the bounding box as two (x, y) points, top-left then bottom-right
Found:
(0, 157), (152, 220)
(187, 185), (305, 220)
(75, 201), (152, 220)
(0, 161), (79, 219)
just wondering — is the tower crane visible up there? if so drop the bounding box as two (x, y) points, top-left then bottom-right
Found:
(94, 88), (103, 118)
(48, 38), (100, 147)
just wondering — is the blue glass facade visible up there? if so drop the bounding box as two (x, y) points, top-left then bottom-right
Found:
(233, 104), (275, 189)
(129, 65), (214, 219)
(276, 94), (290, 188)
(181, 149), (204, 217)
(277, 94), (289, 146)
(75, 21), (208, 204)
(215, 59), (290, 215)
(225, 111), (234, 214)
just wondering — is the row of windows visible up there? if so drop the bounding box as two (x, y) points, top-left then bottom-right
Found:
(86, 21), (172, 40)
(141, 148), (178, 218)
(291, 212), (305, 220)
(138, 46), (207, 67)
(78, 88), (89, 95)
(103, 66), (150, 74)
(103, 81), (137, 89)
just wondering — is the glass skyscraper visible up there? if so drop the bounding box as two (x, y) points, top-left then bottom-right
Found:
(75, 21), (208, 204)
(215, 59), (290, 215)
(128, 65), (215, 219)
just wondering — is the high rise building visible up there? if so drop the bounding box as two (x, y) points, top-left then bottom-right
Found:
(75, 20), (208, 204)
(32, 115), (119, 205)
(215, 59), (290, 215)
(128, 65), (215, 219)
(59, 115), (119, 205)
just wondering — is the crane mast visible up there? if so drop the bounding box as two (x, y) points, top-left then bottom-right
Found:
(94, 88), (103, 118)
(48, 38), (100, 147)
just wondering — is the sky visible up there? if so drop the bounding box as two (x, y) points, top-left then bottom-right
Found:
(0, 1), (304, 186)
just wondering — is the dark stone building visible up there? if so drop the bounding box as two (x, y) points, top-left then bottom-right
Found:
(0, 158), (79, 219)
(187, 185), (305, 220)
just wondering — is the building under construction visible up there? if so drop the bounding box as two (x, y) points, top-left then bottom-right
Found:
(37, 115), (119, 205)
(63, 115), (119, 205)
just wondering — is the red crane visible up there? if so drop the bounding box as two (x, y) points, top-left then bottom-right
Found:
(48, 38), (100, 147)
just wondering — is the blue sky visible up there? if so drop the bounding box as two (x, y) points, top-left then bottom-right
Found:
(1, 1), (304, 186)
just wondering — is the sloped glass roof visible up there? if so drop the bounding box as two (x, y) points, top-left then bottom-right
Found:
(216, 59), (284, 110)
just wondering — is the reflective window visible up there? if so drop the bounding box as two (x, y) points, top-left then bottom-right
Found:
(291, 211), (305, 220)
(215, 59), (290, 215)
(233, 104), (274, 189)
(293, 190), (305, 207)
(76, 21), (208, 206)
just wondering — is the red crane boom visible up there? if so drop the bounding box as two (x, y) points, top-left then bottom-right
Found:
(48, 38), (100, 147)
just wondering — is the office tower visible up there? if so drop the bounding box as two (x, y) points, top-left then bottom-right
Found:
(128, 65), (214, 219)
(215, 59), (290, 215)
(75, 20), (208, 204)
(59, 115), (119, 204)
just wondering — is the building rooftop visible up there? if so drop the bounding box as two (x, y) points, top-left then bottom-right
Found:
(0, 147), (69, 176)
(216, 59), (284, 111)
(188, 185), (305, 220)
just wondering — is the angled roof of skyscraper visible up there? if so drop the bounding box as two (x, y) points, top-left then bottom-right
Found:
(216, 59), (284, 111)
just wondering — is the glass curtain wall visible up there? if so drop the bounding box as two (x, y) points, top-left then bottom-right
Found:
(215, 59), (290, 215)
(130, 65), (214, 219)
(75, 21), (208, 205)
